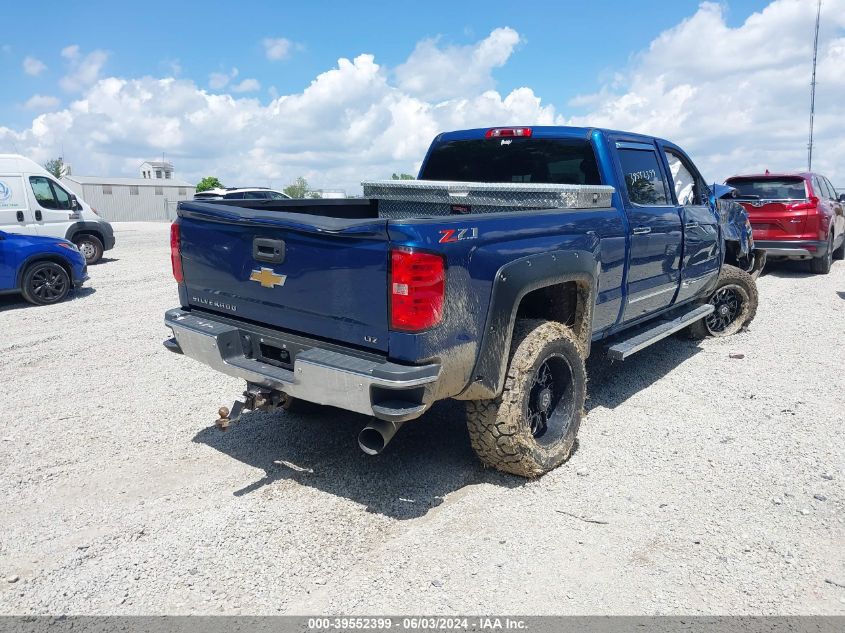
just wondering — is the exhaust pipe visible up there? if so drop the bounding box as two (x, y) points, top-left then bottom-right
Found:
(358, 419), (405, 455)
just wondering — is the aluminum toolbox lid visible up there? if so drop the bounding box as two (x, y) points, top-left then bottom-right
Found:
(362, 179), (615, 209)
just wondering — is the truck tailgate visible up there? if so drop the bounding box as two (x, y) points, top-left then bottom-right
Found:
(178, 204), (390, 352)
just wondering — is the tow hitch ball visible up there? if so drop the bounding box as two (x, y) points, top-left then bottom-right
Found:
(215, 385), (289, 430)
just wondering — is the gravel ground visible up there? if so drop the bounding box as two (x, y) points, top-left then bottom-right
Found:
(0, 221), (843, 615)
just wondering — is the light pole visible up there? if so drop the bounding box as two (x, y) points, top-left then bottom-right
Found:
(807, 0), (821, 171)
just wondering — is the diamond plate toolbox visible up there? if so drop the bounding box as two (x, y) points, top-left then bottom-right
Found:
(362, 180), (616, 219)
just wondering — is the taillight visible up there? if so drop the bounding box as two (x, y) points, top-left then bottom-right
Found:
(170, 222), (183, 283)
(787, 196), (819, 211)
(390, 249), (445, 331)
(485, 127), (532, 138)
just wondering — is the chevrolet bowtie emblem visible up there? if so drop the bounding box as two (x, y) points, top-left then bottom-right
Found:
(249, 267), (287, 288)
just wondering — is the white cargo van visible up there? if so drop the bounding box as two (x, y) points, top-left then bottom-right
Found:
(0, 155), (114, 263)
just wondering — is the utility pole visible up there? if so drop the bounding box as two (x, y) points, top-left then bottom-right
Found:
(807, 0), (821, 171)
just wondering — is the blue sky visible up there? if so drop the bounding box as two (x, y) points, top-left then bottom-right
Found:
(1, 0), (842, 189)
(1, 0), (769, 128)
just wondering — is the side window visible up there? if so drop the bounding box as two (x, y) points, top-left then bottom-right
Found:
(824, 177), (838, 199)
(268, 191), (287, 200)
(30, 176), (58, 209)
(224, 192), (245, 199)
(51, 182), (72, 209)
(617, 149), (670, 205)
(664, 150), (703, 206)
(812, 176), (827, 200)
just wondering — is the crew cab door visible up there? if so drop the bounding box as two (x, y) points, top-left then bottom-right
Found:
(614, 141), (683, 319)
(661, 144), (719, 304)
(0, 175), (38, 236)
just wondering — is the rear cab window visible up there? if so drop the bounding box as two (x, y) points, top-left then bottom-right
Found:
(419, 138), (602, 185)
(725, 177), (807, 201)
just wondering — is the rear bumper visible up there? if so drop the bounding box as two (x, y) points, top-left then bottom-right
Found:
(755, 239), (828, 259)
(163, 308), (440, 423)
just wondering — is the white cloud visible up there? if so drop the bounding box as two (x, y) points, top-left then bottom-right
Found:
(24, 95), (60, 110)
(209, 67), (238, 90)
(567, 0), (845, 183)
(232, 78), (261, 93)
(59, 45), (109, 92)
(0, 29), (552, 191)
(263, 37), (293, 61)
(61, 44), (80, 59)
(3, 9), (844, 193)
(395, 27), (521, 101)
(23, 56), (47, 76)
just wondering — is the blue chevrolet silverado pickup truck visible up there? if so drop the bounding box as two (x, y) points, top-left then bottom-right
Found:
(164, 126), (763, 477)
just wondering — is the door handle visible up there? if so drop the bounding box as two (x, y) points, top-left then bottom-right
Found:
(685, 221), (700, 229)
(632, 226), (651, 235)
(16, 211), (24, 222)
(35, 210), (42, 221)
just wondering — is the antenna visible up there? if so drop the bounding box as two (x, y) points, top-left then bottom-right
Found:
(807, 0), (821, 171)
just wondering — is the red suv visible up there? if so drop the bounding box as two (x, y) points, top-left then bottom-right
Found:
(724, 172), (845, 274)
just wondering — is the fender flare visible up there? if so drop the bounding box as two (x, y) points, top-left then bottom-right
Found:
(457, 249), (598, 401)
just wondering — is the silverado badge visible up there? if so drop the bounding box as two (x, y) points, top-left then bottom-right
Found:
(249, 267), (287, 289)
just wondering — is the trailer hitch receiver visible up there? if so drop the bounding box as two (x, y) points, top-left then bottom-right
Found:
(215, 384), (289, 430)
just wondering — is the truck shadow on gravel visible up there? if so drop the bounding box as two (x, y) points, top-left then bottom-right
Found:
(192, 399), (523, 520)
(192, 334), (704, 519)
(585, 335), (703, 411)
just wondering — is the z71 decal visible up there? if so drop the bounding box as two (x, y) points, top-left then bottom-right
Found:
(439, 227), (479, 243)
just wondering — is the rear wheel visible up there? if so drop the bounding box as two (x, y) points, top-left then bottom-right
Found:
(21, 261), (71, 305)
(810, 234), (833, 274)
(465, 319), (586, 478)
(74, 234), (104, 265)
(689, 264), (758, 339)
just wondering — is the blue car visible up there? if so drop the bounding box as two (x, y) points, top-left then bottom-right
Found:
(0, 231), (88, 305)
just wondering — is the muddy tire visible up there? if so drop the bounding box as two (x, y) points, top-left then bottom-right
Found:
(689, 264), (758, 339)
(465, 319), (586, 478)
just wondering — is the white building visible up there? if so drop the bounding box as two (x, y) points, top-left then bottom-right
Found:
(139, 160), (174, 180)
(62, 174), (195, 222)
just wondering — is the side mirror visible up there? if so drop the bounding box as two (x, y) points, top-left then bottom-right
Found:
(70, 194), (79, 210)
(839, 193), (845, 203)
